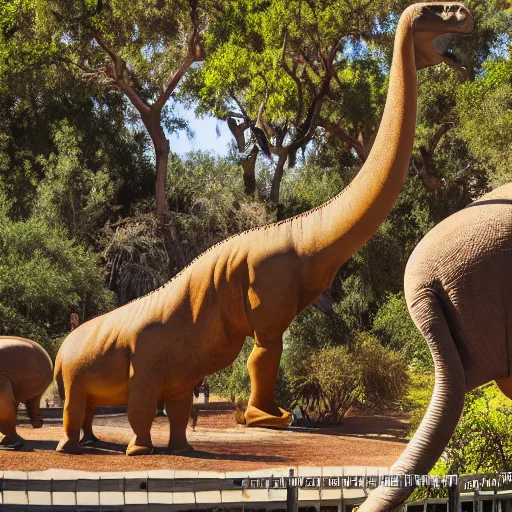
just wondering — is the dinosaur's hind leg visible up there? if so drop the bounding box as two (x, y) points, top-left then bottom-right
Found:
(245, 333), (292, 427)
(0, 376), (24, 449)
(165, 389), (194, 453)
(80, 403), (100, 446)
(56, 383), (86, 454)
(25, 394), (44, 428)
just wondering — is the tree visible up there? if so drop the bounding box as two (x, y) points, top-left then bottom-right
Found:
(34, 0), (219, 217)
(457, 58), (512, 187)
(187, 0), (395, 210)
(0, 5), (155, 223)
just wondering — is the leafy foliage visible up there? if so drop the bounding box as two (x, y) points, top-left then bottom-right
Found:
(373, 292), (432, 369)
(286, 333), (408, 420)
(101, 152), (272, 303)
(0, 193), (115, 356)
(433, 384), (512, 474)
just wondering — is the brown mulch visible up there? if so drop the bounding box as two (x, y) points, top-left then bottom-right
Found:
(0, 407), (410, 472)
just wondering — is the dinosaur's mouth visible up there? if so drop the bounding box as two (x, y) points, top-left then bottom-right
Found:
(433, 33), (463, 66)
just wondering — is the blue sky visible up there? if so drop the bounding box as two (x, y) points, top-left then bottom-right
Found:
(168, 104), (232, 157)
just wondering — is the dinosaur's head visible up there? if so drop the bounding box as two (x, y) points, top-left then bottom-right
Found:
(405, 2), (474, 70)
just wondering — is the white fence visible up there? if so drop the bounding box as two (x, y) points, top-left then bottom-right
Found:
(0, 466), (382, 511)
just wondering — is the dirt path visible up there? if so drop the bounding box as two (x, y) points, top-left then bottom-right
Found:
(0, 409), (410, 472)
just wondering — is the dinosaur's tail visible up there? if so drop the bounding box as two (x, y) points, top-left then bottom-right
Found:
(54, 354), (65, 401)
(358, 287), (466, 512)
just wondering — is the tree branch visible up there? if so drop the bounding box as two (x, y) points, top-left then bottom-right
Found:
(290, 40), (339, 150)
(419, 121), (454, 191)
(152, 0), (202, 112)
(152, 54), (195, 112)
(281, 32), (304, 125)
(230, 92), (251, 121)
(92, 32), (150, 115)
(58, 57), (96, 74)
(319, 119), (368, 162)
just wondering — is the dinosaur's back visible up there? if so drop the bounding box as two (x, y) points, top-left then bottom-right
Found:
(55, 233), (256, 405)
(0, 336), (53, 401)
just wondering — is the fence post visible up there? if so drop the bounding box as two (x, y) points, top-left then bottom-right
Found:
(448, 480), (460, 512)
(287, 469), (298, 512)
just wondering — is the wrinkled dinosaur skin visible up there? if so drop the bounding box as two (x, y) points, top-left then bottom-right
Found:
(360, 183), (512, 511)
(54, 2), (473, 457)
(0, 337), (53, 450)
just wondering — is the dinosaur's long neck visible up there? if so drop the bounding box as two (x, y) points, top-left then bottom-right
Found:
(294, 17), (418, 285)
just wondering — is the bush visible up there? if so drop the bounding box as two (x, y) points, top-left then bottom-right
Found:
(34, 122), (119, 240)
(354, 332), (410, 409)
(288, 334), (409, 421)
(101, 213), (170, 304)
(402, 370), (435, 434)
(294, 345), (362, 422)
(373, 292), (432, 369)
(101, 151), (273, 304)
(0, 193), (115, 356)
(432, 384), (512, 474)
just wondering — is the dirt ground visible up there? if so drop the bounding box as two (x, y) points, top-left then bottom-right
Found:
(0, 406), (410, 472)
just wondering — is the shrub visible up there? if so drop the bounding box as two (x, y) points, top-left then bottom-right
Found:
(293, 345), (362, 422)
(34, 122), (119, 240)
(101, 152), (273, 304)
(373, 292), (432, 369)
(432, 384), (512, 474)
(354, 332), (410, 409)
(0, 193), (115, 356)
(288, 334), (409, 421)
(101, 213), (170, 304)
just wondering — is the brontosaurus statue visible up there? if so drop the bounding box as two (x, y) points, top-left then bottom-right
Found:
(54, 2), (473, 456)
(0, 336), (53, 449)
(359, 182), (512, 511)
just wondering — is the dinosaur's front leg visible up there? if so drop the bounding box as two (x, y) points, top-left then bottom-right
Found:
(165, 388), (194, 453)
(126, 374), (157, 456)
(245, 335), (292, 427)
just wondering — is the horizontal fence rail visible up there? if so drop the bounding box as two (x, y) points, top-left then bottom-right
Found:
(0, 466), (384, 511)
(1, 468), (512, 511)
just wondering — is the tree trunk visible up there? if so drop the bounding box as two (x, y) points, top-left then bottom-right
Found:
(270, 152), (288, 210)
(155, 136), (170, 217)
(239, 145), (259, 196)
(144, 114), (170, 217)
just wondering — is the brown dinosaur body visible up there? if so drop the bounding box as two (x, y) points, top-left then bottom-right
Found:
(55, 2), (473, 456)
(0, 336), (53, 449)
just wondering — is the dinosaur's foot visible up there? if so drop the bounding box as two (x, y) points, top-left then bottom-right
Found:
(244, 405), (292, 427)
(31, 417), (43, 429)
(126, 437), (153, 456)
(80, 433), (101, 447)
(0, 433), (25, 450)
(56, 437), (84, 454)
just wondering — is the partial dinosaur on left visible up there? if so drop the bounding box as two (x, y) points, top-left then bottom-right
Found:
(0, 336), (53, 449)
(54, 2), (473, 456)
